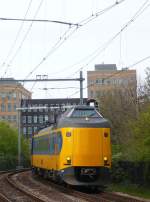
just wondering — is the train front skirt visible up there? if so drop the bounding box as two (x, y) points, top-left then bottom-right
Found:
(58, 166), (110, 186)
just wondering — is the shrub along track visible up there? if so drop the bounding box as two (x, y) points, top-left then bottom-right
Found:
(15, 170), (150, 202)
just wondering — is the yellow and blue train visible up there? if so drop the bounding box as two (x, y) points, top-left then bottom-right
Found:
(31, 104), (111, 187)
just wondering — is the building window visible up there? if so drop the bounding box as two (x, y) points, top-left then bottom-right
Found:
(23, 127), (26, 135)
(33, 127), (38, 134)
(28, 116), (32, 124)
(1, 92), (6, 98)
(22, 116), (26, 124)
(39, 115), (43, 124)
(33, 116), (38, 123)
(8, 103), (12, 112)
(1, 104), (6, 112)
(13, 104), (17, 112)
(12, 92), (16, 99)
(7, 92), (12, 101)
(44, 115), (48, 122)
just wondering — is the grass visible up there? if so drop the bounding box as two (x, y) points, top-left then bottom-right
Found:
(107, 183), (150, 199)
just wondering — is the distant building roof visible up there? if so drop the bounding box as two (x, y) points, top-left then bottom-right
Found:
(0, 78), (18, 85)
(95, 64), (117, 71)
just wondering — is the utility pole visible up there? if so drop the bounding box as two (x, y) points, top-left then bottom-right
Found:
(17, 108), (21, 168)
(80, 71), (83, 105)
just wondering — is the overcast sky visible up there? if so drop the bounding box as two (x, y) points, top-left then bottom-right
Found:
(0, 0), (150, 99)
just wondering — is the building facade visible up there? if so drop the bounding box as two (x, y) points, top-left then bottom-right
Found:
(21, 98), (87, 138)
(0, 78), (31, 127)
(87, 64), (137, 99)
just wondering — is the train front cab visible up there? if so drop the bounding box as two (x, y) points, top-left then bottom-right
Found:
(60, 127), (111, 186)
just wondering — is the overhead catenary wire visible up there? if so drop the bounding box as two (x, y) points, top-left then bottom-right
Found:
(24, 0), (126, 80)
(1, 0), (45, 103)
(25, 27), (77, 80)
(6, 0), (149, 100)
(40, 1), (128, 78)
(66, 0), (150, 79)
(79, 0), (126, 26)
(27, 0), (124, 92)
(39, 87), (79, 90)
(127, 55), (150, 68)
(3, 0), (44, 75)
(2, 0), (33, 76)
(0, 17), (81, 27)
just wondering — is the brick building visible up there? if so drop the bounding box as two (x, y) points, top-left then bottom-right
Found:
(87, 64), (137, 99)
(0, 78), (31, 127)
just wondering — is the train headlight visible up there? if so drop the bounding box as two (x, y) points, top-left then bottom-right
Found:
(104, 156), (109, 166)
(104, 157), (108, 161)
(66, 157), (71, 164)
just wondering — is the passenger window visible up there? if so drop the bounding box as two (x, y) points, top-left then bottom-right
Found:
(57, 132), (62, 153)
(50, 134), (54, 154)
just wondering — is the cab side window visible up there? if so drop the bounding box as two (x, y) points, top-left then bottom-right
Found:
(57, 131), (62, 154)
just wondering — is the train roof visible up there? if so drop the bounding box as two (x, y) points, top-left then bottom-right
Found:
(57, 105), (110, 128)
(33, 104), (110, 137)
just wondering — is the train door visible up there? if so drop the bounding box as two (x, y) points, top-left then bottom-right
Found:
(54, 131), (63, 170)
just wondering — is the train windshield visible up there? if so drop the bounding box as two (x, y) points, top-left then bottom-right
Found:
(71, 109), (101, 118)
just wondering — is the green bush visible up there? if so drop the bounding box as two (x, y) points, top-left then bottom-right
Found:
(0, 121), (30, 170)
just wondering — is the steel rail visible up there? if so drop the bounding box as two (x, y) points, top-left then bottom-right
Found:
(6, 170), (46, 202)
(0, 193), (12, 202)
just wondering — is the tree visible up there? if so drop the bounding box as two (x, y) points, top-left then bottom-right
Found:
(145, 67), (150, 97)
(97, 84), (137, 145)
(123, 106), (150, 161)
(0, 121), (30, 170)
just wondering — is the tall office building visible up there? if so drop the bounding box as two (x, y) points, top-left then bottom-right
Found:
(87, 64), (137, 99)
(0, 78), (31, 127)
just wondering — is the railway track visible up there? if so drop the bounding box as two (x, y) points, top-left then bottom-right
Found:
(0, 169), (47, 202)
(24, 171), (150, 202)
(0, 170), (149, 202)
(47, 181), (150, 202)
